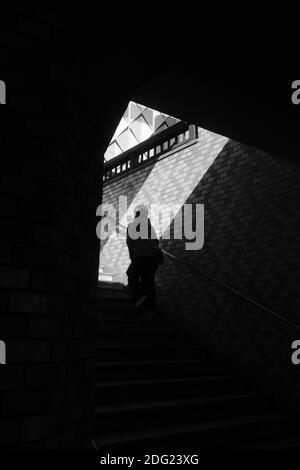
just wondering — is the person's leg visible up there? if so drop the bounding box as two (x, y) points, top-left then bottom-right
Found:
(148, 258), (158, 311)
(140, 257), (158, 312)
(126, 260), (141, 304)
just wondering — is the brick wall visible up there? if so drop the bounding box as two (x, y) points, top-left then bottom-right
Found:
(0, 8), (103, 449)
(100, 126), (300, 410)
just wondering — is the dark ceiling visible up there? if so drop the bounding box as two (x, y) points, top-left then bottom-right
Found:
(1, 7), (299, 165)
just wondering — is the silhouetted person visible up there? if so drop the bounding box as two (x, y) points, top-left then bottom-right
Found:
(126, 205), (159, 320)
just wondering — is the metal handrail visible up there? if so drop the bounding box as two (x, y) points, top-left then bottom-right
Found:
(103, 122), (196, 182)
(100, 214), (300, 330)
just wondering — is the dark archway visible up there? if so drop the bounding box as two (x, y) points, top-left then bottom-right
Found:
(1, 6), (300, 450)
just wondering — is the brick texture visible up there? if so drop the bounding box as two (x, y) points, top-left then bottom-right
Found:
(0, 7), (102, 449)
(100, 126), (300, 410)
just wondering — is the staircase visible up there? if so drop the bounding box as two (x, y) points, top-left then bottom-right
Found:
(92, 283), (300, 452)
(98, 265), (113, 283)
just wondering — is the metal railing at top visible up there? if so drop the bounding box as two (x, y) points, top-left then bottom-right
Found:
(103, 122), (197, 182)
(100, 214), (300, 330)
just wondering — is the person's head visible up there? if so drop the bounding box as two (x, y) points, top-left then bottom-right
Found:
(134, 204), (148, 219)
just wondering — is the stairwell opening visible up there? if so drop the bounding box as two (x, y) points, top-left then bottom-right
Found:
(98, 101), (228, 287)
(94, 87), (300, 451)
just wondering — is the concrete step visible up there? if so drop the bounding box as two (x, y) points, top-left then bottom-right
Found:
(95, 344), (212, 361)
(96, 318), (178, 329)
(98, 289), (129, 301)
(92, 411), (297, 452)
(98, 273), (114, 282)
(94, 393), (270, 435)
(94, 375), (251, 405)
(96, 319), (176, 329)
(98, 281), (127, 290)
(95, 359), (227, 380)
(96, 323), (190, 345)
(96, 324), (181, 336)
(96, 335), (190, 346)
(96, 311), (141, 323)
(97, 301), (133, 311)
(231, 433), (300, 450)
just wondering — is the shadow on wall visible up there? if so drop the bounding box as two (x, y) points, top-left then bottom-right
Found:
(156, 139), (300, 412)
(100, 133), (300, 411)
(99, 127), (229, 282)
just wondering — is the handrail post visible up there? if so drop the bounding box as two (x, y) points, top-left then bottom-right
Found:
(130, 153), (139, 169)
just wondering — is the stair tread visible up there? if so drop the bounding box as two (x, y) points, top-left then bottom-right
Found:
(233, 433), (300, 450)
(96, 359), (218, 366)
(92, 411), (292, 448)
(96, 344), (203, 349)
(94, 392), (265, 414)
(95, 375), (242, 387)
(96, 326), (176, 331)
(96, 342), (190, 346)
